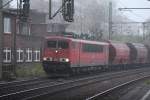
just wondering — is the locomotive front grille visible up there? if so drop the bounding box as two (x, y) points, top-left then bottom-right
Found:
(43, 57), (69, 62)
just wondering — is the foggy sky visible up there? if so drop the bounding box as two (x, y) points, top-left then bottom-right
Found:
(115, 0), (150, 22)
(10, 0), (150, 22)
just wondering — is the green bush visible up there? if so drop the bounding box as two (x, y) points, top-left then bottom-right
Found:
(145, 80), (150, 85)
(16, 63), (46, 78)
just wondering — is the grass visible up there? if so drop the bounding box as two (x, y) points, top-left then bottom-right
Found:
(145, 80), (150, 85)
(16, 63), (46, 78)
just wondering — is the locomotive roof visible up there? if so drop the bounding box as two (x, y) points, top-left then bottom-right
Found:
(45, 36), (109, 45)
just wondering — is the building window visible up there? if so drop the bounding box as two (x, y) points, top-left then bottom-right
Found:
(17, 48), (24, 62)
(34, 50), (40, 62)
(3, 48), (11, 63)
(18, 22), (30, 35)
(4, 17), (11, 33)
(26, 48), (32, 62)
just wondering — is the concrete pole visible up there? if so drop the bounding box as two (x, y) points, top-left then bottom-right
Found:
(12, 14), (17, 77)
(0, 0), (3, 79)
(143, 22), (145, 41)
(109, 2), (112, 40)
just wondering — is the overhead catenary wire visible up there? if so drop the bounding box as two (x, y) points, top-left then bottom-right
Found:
(112, 0), (146, 38)
(117, 0), (146, 20)
(0, 0), (14, 9)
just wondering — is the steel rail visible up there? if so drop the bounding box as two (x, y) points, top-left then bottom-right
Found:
(86, 75), (150, 100)
(1, 68), (150, 100)
(0, 77), (46, 88)
(0, 68), (144, 90)
(0, 79), (59, 96)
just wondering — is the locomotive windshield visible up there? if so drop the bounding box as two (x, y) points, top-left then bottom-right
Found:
(47, 40), (69, 49)
(47, 40), (57, 48)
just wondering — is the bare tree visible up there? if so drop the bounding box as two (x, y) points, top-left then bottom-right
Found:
(30, 0), (133, 40)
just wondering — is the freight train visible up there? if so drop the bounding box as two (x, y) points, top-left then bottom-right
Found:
(42, 35), (150, 76)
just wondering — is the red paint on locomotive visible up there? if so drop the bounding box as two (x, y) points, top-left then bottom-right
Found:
(42, 35), (150, 76)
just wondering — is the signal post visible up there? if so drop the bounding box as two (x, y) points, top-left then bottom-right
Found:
(0, 0), (3, 79)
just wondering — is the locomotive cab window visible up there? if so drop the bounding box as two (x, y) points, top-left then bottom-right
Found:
(47, 40), (57, 48)
(82, 43), (103, 53)
(58, 41), (69, 49)
(47, 40), (69, 49)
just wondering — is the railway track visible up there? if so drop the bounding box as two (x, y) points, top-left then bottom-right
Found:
(86, 75), (150, 100)
(0, 76), (67, 96)
(0, 77), (46, 88)
(0, 68), (150, 100)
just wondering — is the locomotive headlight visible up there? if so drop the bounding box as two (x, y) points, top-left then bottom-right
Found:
(60, 58), (70, 62)
(65, 58), (69, 62)
(55, 50), (58, 53)
(43, 57), (47, 61)
(49, 57), (53, 61)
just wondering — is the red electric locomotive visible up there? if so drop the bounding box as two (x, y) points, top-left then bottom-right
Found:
(42, 35), (150, 76)
(42, 36), (109, 76)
